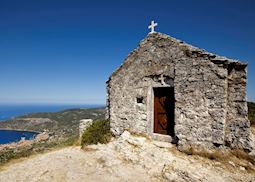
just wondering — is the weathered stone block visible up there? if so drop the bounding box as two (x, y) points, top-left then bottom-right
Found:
(79, 119), (93, 137)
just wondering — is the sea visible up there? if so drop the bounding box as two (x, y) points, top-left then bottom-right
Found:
(0, 104), (103, 144)
(0, 130), (38, 145)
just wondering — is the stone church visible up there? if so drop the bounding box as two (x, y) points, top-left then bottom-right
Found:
(106, 23), (254, 151)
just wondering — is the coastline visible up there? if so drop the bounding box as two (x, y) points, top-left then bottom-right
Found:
(0, 106), (106, 162)
(0, 128), (40, 134)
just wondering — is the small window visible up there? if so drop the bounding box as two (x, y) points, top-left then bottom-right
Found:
(137, 97), (143, 103)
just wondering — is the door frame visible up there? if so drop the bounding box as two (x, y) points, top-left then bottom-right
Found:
(153, 87), (174, 135)
(147, 86), (175, 141)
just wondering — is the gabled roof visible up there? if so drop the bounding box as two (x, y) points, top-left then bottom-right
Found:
(108, 32), (247, 82)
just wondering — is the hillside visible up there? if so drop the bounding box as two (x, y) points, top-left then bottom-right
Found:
(0, 107), (105, 138)
(0, 107), (106, 164)
(0, 131), (254, 182)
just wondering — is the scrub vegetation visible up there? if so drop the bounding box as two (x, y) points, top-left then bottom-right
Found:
(81, 119), (111, 147)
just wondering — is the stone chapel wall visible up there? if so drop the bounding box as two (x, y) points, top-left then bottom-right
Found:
(225, 65), (253, 151)
(107, 33), (253, 151)
(174, 56), (228, 149)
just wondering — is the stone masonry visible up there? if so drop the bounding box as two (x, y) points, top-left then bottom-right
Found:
(79, 119), (93, 137)
(106, 32), (254, 151)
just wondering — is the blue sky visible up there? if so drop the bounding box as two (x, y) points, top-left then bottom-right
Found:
(0, 0), (254, 104)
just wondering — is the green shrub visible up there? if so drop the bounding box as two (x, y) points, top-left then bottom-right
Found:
(81, 119), (111, 147)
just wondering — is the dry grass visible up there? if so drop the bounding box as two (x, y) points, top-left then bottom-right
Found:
(168, 145), (183, 156)
(183, 147), (225, 160)
(182, 145), (255, 172)
(82, 146), (98, 152)
(230, 149), (255, 164)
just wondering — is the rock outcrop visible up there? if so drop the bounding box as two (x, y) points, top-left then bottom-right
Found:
(0, 131), (254, 182)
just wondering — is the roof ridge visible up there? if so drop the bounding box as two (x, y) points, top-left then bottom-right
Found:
(107, 32), (247, 82)
(140, 32), (246, 65)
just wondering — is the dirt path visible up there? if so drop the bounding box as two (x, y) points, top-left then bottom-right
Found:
(0, 131), (254, 182)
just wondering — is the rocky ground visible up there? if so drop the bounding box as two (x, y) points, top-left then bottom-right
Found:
(0, 131), (254, 182)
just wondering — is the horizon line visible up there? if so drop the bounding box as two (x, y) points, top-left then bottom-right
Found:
(0, 102), (106, 106)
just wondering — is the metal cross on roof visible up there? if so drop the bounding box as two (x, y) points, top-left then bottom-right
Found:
(148, 20), (158, 34)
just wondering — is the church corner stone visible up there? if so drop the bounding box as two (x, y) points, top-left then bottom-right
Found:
(106, 32), (254, 152)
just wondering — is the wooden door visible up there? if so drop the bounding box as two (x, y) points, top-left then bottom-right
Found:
(154, 87), (175, 136)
